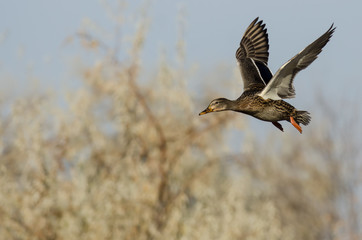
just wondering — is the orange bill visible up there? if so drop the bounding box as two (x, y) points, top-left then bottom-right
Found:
(199, 107), (212, 116)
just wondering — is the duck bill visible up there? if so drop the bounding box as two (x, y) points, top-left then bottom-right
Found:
(199, 107), (213, 115)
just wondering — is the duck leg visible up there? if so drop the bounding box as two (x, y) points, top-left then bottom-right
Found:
(272, 121), (284, 132)
(290, 116), (302, 134)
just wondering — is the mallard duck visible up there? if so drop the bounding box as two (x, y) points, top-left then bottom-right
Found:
(199, 18), (335, 133)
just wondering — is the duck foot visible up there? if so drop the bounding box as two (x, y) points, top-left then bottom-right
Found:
(272, 122), (284, 132)
(290, 116), (302, 134)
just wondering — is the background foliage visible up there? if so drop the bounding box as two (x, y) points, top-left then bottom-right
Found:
(0, 3), (360, 240)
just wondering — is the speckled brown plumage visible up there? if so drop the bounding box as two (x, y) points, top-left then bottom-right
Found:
(199, 18), (335, 134)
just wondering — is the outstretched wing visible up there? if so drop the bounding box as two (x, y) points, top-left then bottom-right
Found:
(236, 17), (273, 90)
(259, 24), (335, 100)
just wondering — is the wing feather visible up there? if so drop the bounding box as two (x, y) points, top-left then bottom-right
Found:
(259, 24), (335, 100)
(236, 18), (273, 90)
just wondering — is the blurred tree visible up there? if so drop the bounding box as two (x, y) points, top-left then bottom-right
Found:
(0, 2), (360, 240)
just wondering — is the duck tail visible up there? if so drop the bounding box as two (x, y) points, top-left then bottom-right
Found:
(295, 111), (311, 126)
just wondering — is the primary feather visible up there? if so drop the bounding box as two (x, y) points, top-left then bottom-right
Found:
(259, 24), (335, 100)
(236, 17), (273, 90)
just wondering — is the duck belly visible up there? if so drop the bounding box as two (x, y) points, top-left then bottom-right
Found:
(252, 109), (288, 122)
(250, 100), (295, 122)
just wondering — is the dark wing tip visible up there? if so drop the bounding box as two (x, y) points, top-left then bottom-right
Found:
(325, 23), (336, 40)
(329, 23), (336, 31)
(317, 23), (336, 50)
(328, 23), (336, 37)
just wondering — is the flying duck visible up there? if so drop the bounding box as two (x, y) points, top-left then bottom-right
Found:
(199, 18), (335, 133)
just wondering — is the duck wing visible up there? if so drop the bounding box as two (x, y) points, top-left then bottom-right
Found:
(259, 24), (335, 100)
(236, 17), (273, 90)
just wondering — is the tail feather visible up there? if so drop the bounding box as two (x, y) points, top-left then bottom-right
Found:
(295, 111), (311, 126)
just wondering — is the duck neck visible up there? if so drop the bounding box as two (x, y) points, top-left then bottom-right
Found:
(228, 98), (250, 113)
(225, 99), (240, 112)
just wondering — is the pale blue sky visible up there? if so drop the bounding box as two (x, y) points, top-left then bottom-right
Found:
(1, 0), (361, 231)
(1, 0), (361, 115)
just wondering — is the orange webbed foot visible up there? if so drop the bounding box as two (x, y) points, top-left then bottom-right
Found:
(272, 121), (284, 132)
(290, 116), (302, 134)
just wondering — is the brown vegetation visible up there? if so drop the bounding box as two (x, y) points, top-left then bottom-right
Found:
(0, 4), (360, 240)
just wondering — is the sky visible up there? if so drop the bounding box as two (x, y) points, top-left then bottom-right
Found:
(1, 0), (362, 128)
(1, 0), (361, 232)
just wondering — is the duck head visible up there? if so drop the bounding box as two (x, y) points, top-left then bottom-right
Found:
(199, 98), (231, 115)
